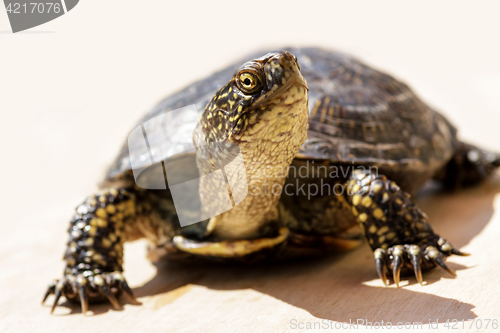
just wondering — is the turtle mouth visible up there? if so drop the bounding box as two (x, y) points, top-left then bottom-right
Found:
(249, 79), (308, 112)
(281, 75), (308, 92)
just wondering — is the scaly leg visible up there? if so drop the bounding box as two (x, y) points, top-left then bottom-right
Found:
(345, 170), (468, 286)
(43, 188), (143, 314)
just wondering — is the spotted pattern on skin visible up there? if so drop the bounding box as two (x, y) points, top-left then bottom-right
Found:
(45, 48), (486, 313)
(345, 169), (464, 285)
(200, 51), (304, 146)
(196, 51), (309, 240)
(41, 188), (141, 312)
(64, 189), (137, 279)
(44, 187), (180, 312)
(345, 169), (435, 251)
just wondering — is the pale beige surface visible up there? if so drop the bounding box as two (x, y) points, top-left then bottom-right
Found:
(2, 1), (500, 332)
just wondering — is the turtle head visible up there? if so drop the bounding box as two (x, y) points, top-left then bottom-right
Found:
(201, 50), (309, 146)
(198, 51), (309, 240)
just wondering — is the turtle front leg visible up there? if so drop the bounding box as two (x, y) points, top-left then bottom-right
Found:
(43, 188), (140, 314)
(345, 169), (468, 286)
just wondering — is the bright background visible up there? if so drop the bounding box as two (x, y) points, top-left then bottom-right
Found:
(1, 1), (500, 332)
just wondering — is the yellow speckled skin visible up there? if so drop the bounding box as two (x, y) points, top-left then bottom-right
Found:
(43, 188), (138, 313)
(42, 187), (181, 313)
(204, 86), (309, 240)
(345, 169), (465, 286)
(195, 51), (309, 240)
(44, 49), (500, 314)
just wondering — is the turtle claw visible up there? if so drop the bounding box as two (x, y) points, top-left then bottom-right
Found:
(374, 249), (388, 285)
(373, 240), (463, 286)
(43, 271), (135, 315)
(120, 279), (137, 303)
(436, 237), (468, 257)
(391, 246), (404, 287)
(451, 248), (470, 256)
(101, 285), (120, 309)
(392, 258), (402, 287)
(435, 256), (457, 276)
(78, 286), (88, 315)
(42, 280), (56, 305)
(411, 253), (423, 285)
(424, 245), (458, 277)
(50, 283), (63, 314)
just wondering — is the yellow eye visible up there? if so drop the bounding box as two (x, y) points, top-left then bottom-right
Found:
(237, 72), (262, 93)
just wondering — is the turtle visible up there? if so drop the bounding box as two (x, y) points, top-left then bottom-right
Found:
(43, 47), (500, 315)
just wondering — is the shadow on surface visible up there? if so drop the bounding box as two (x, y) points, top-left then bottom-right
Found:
(132, 179), (500, 323)
(137, 256), (476, 323)
(54, 178), (499, 320)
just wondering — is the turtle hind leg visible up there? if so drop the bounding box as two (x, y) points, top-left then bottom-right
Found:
(43, 188), (142, 315)
(435, 142), (500, 189)
(345, 169), (468, 287)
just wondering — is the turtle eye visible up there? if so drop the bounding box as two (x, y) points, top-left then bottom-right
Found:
(237, 72), (262, 94)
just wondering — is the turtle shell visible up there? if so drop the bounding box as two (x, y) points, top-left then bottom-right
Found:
(106, 47), (458, 194)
